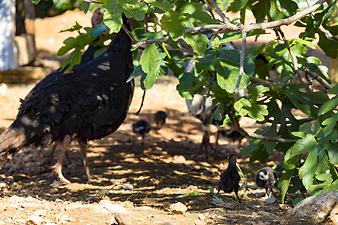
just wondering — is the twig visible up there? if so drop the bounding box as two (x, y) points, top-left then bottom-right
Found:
(185, 0), (326, 33)
(121, 24), (137, 43)
(305, 70), (332, 90)
(208, 0), (228, 23)
(235, 31), (246, 93)
(250, 77), (273, 87)
(276, 28), (299, 73)
(135, 90), (146, 115)
(242, 0), (325, 32)
(319, 25), (338, 41)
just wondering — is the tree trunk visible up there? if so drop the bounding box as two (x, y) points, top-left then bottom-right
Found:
(0, 0), (17, 71)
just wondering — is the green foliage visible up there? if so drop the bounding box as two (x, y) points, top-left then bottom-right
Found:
(38, 0), (338, 203)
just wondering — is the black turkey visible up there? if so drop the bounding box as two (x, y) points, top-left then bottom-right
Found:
(132, 120), (151, 140)
(154, 111), (167, 129)
(217, 154), (241, 201)
(255, 166), (277, 198)
(0, 14), (134, 184)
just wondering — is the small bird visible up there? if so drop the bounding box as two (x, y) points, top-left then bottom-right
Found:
(221, 129), (244, 147)
(132, 120), (151, 140)
(217, 154), (241, 201)
(255, 166), (277, 199)
(154, 111), (167, 129)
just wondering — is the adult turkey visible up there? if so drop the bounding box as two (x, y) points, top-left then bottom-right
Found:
(0, 13), (134, 184)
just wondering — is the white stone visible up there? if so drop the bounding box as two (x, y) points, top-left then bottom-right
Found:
(169, 202), (187, 214)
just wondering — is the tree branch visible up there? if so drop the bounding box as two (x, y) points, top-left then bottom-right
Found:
(235, 31), (246, 94)
(250, 77), (274, 87)
(185, 0), (326, 33)
(305, 70), (332, 90)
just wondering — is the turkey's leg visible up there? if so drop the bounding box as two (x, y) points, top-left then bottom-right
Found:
(53, 135), (71, 184)
(78, 140), (91, 182)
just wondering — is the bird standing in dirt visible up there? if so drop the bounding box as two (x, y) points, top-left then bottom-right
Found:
(132, 120), (151, 141)
(221, 129), (244, 147)
(255, 166), (277, 199)
(217, 154), (241, 201)
(0, 12), (134, 184)
(154, 111), (167, 129)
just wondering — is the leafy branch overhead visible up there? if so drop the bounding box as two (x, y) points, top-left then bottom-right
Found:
(34, 0), (338, 202)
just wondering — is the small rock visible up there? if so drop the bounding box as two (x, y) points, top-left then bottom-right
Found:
(100, 200), (128, 214)
(198, 214), (206, 221)
(173, 155), (187, 164)
(330, 204), (338, 225)
(59, 214), (72, 223)
(264, 195), (277, 204)
(290, 191), (338, 223)
(27, 215), (45, 225)
(115, 214), (139, 225)
(108, 216), (118, 225)
(121, 201), (134, 208)
(0, 182), (7, 188)
(169, 202), (187, 214)
(122, 183), (133, 190)
(50, 180), (64, 187)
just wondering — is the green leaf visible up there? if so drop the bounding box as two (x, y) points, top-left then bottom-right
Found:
(217, 70), (250, 93)
(120, 0), (148, 21)
(318, 96), (338, 115)
(234, 98), (251, 115)
(32, 0), (41, 4)
(326, 143), (338, 165)
(227, 0), (249, 12)
(329, 85), (338, 95)
(161, 10), (183, 39)
(251, 0), (270, 23)
(103, 2), (123, 33)
(177, 72), (197, 99)
(322, 114), (338, 137)
(183, 33), (209, 56)
(285, 134), (317, 163)
(53, 0), (73, 9)
(299, 151), (318, 191)
(279, 156), (298, 203)
(161, 3), (215, 39)
(127, 65), (146, 83)
(318, 32), (338, 58)
(220, 49), (255, 75)
(140, 44), (163, 89)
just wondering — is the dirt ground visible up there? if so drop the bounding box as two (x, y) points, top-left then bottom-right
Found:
(0, 10), (320, 225)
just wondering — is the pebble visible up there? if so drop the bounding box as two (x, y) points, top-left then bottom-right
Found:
(27, 215), (45, 225)
(169, 202), (187, 214)
(0, 182), (7, 188)
(122, 183), (133, 190)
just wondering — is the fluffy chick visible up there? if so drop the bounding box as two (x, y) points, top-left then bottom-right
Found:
(132, 120), (151, 140)
(217, 154), (241, 201)
(154, 111), (167, 129)
(255, 166), (277, 198)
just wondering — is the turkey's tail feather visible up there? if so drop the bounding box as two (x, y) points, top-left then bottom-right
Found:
(0, 126), (27, 154)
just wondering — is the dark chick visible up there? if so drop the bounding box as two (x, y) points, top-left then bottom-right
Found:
(132, 120), (151, 140)
(255, 166), (277, 198)
(217, 154), (241, 201)
(0, 13), (134, 184)
(222, 129), (244, 147)
(154, 111), (167, 129)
